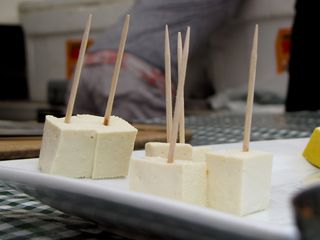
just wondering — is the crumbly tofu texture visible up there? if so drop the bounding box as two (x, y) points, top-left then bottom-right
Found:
(39, 115), (96, 178)
(145, 142), (193, 160)
(129, 157), (207, 206)
(39, 114), (137, 179)
(303, 127), (320, 168)
(206, 149), (273, 216)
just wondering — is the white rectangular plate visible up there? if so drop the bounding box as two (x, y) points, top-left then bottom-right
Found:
(0, 138), (317, 240)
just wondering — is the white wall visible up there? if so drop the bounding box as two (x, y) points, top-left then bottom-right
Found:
(0, 0), (34, 24)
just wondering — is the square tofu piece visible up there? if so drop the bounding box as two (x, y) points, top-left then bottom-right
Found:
(39, 115), (96, 178)
(39, 114), (137, 179)
(145, 142), (193, 160)
(192, 146), (212, 162)
(303, 127), (320, 168)
(206, 150), (273, 216)
(129, 157), (207, 206)
(76, 115), (137, 179)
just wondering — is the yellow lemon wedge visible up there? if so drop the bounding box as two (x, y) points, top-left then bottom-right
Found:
(303, 127), (320, 168)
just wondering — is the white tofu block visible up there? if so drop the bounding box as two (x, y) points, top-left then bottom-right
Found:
(39, 114), (137, 179)
(129, 157), (207, 206)
(145, 142), (193, 160)
(206, 149), (273, 216)
(192, 146), (212, 162)
(77, 115), (137, 179)
(39, 115), (96, 178)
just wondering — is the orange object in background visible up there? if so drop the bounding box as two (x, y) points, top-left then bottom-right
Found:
(66, 39), (94, 79)
(276, 28), (291, 74)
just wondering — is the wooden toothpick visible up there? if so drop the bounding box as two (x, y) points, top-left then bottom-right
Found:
(167, 27), (190, 163)
(65, 14), (92, 123)
(165, 25), (173, 143)
(243, 24), (258, 152)
(177, 32), (182, 82)
(103, 14), (130, 125)
(177, 32), (185, 144)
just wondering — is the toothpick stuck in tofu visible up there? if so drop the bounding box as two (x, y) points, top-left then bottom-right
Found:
(165, 25), (173, 142)
(168, 27), (190, 163)
(104, 14), (130, 125)
(65, 14), (92, 124)
(243, 24), (258, 152)
(177, 32), (185, 144)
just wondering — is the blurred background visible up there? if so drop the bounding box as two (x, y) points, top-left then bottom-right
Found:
(0, 0), (294, 121)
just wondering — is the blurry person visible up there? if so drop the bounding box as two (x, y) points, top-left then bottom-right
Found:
(74, 0), (240, 121)
(286, 0), (319, 112)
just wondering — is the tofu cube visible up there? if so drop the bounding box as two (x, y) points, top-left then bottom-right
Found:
(39, 115), (96, 178)
(129, 157), (207, 206)
(145, 142), (193, 160)
(206, 149), (273, 216)
(39, 114), (137, 179)
(303, 127), (320, 168)
(77, 115), (137, 179)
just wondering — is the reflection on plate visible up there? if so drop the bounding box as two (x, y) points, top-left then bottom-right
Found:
(0, 139), (315, 240)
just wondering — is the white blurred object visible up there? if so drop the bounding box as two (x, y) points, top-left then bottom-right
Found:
(208, 88), (285, 114)
(209, 0), (295, 101)
(19, 0), (134, 102)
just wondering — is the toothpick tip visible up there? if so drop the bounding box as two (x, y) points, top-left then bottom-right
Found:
(87, 14), (92, 23)
(124, 14), (130, 25)
(186, 26), (190, 35)
(254, 24), (259, 35)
